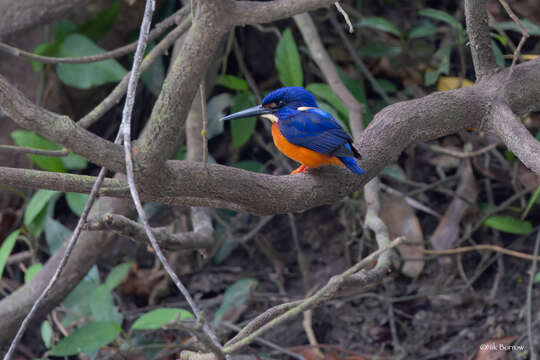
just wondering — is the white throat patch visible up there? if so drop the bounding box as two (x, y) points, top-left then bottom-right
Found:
(261, 113), (279, 123)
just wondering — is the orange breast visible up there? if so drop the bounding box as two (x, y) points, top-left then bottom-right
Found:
(271, 123), (344, 168)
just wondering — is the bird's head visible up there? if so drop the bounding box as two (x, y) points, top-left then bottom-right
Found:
(220, 87), (318, 123)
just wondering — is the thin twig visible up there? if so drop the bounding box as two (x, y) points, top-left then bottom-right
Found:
(222, 322), (305, 360)
(0, 145), (69, 157)
(334, 2), (353, 33)
(526, 229), (540, 360)
(77, 16), (191, 128)
(329, 13), (391, 103)
(421, 142), (498, 159)
(498, 0), (529, 78)
(119, 0), (225, 357)
(200, 83), (209, 169)
(0, 7), (188, 64)
(423, 244), (540, 261)
(223, 237), (404, 354)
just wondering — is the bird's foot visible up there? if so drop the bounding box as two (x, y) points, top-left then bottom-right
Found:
(291, 165), (309, 174)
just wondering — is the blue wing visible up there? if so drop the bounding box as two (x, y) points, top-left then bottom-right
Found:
(278, 108), (359, 158)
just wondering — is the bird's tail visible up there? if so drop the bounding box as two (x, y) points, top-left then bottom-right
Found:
(338, 156), (365, 175)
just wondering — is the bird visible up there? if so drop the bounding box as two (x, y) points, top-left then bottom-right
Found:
(220, 86), (364, 175)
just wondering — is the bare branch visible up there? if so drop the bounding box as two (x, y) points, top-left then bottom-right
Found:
(0, 0), (90, 37)
(231, 0), (335, 25)
(78, 17), (191, 128)
(86, 212), (213, 250)
(294, 12), (363, 133)
(0, 74), (125, 172)
(464, 0), (498, 79)
(0, 7), (188, 64)
(490, 102), (540, 174)
(137, 0), (231, 174)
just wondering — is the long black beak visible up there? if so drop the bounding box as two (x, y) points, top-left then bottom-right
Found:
(220, 105), (273, 121)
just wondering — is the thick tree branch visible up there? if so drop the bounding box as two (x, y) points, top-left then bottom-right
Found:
(136, 0), (231, 174)
(464, 0), (498, 79)
(231, 0), (336, 25)
(1, 59), (540, 214)
(0, 0), (91, 37)
(490, 102), (540, 174)
(0, 74), (125, 172)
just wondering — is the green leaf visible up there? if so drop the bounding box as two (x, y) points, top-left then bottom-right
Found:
(49, 321), (122, 356)
(41, 320), (53, 348)
(25, 263), (43, 283)
(357, 17), (402, 37)
(90, 285), (123, 325)
(216, 75), (249, 91)
(0, 230), (20, 279)
(79, 0), (120, 41)
(213, 278), (258, 326)
(231, 92), (257, 148)
(418, 8), (462, 31)
(376, 79), (398, 93)
(65, 192), (90, 217)
(498, 19), (540, 36)
(132, 308), (194, 330)
(231, 161), (264, 173)
(173, 145), (187, 160)
(425, 43), (452, 86)
(24, 190), (59, 227)
(54, 20), (78, 42)
(491, 39), (505, 66)
(483, 216), (533, 235)
(57, 34), (127, 89)
(11, 130), (66, 172)
(44, 217), (71, 253)
(338, 68), (372, 126)
(408, 22), (438, 39)
(522, 185), (540, 220)
(61, 153), (88, 170)
(534, 272), (540, 284)
(359, 42), (401, 57)
(306, 83), (348, 119)
(105, 262), (133, 290)
(275, 28), (303, 87)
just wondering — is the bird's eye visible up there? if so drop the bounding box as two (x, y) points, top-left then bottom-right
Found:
(277, 100), (285, 107)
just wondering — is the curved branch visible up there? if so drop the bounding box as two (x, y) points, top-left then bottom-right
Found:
(490, 102), (540, 174)
(1, 59), (539, 214)
(464, 0), (498, 79)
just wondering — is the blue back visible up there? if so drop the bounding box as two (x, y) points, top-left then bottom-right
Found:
(263, 87), (359, 159)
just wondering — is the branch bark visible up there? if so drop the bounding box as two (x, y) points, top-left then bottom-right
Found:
(490, 102), (540, 174)
(464, 0), (498, 79)
(0, 0), (91, 37)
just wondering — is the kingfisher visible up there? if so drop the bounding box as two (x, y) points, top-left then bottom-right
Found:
(220, 86), (364, 175)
